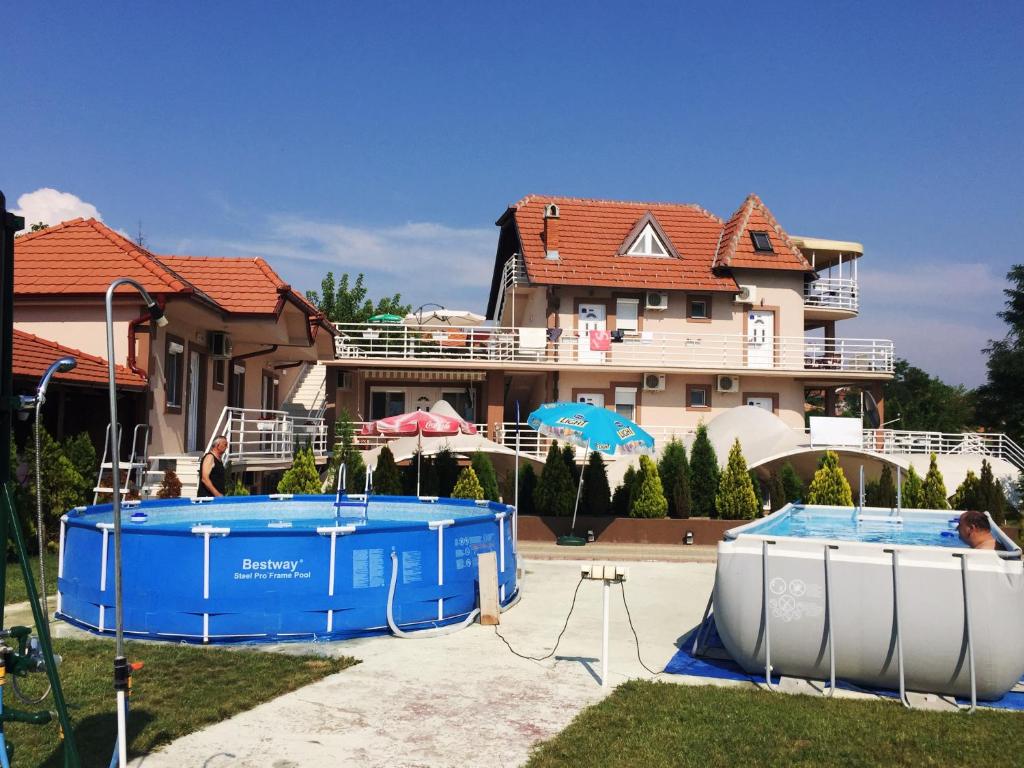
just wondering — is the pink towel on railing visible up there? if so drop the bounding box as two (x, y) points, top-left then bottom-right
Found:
(589, 330), (611, 351)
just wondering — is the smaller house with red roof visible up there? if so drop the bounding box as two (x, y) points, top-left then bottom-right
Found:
(13, 218), (336, 495)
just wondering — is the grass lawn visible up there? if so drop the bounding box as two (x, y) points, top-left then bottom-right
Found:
(4, 638), (356, 767)
(4, 552), (57, 605)
(526, 681), (1024, 768)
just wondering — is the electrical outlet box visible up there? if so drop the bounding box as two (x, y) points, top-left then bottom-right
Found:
(581, 563), (628, 582)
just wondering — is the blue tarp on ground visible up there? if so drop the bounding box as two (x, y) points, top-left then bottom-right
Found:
(666, 615), (1024, 711)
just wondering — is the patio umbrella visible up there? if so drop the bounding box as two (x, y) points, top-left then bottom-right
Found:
(527, 402), (656, 544)
(368, 313), (404, 323)
(360, 401), (478, 495)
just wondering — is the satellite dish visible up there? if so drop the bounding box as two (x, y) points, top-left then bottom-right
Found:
(863, 390), (881, 429)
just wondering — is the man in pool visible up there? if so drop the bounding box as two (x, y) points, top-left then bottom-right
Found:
(198, 435), (229, 498)
(957, 510), (1002, 550)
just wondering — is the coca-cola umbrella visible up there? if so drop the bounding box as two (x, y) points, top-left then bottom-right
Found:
(360, 402), (478, 495)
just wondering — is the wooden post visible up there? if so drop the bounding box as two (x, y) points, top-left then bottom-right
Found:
(478, 551), (499, 625)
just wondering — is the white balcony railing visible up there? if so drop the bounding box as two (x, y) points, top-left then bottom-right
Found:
(349, 422), (488, 452)
(804, 277), (858, 313)
(334, 323), (894, 374)
(208, 407), (328, 465)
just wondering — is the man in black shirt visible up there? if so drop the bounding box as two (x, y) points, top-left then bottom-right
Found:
(198, 435), (229, 498)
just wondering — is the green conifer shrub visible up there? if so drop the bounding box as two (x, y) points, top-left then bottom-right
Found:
(901, 464), (924, 508)
(62, 431), (97, 498)
(23, 426), (87, 547)
(371, 445), (403, 495)
(226, 476), (250, 496)
(658, 438), (691, 519)
(749, 470), (765, 514)
(534, 443), (575, 517)
(689, 423), (720, 518)
(630, 455), (668, 519)
(580, 451), (611, 516)
(471, 451), (501, 502)
(875, 465), (897, 508)
(330, 409), (366, 493)
(715, 439), (759, 520)
(864, 479), (882, 507)
(517, 463), (538, 515)
(562, 444), (581, 485)
(452, 466), (485, 499)
(807, 450), (854, 506)
(433, 448), (460, 497)
(277, 446), (322, 495)
(768, 471), (787, 512)
(611, 465), (637, 517)
(780, 462), (804, 504)
(979, 459), (1007, 524)
(921, 453), (950, 509)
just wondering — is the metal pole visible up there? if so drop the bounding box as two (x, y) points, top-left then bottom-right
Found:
(513, 401), (520, 554)
(601, 578), (610, 687)
(570, 442), (589, 536)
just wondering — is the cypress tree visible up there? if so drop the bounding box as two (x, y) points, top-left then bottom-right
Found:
(901, 465), (924, 508)
(330, 409), (366, 493)
(580, 451), (611, 516)
(864, 479), (882, 507)
(63, 431), (97, 499)
(921, 453), (950, 509)
(630, 455), (668, 518)
(433, 448), (460, 497)
(471, 451), (501, 502)
(452, 466), (485, 499)
(658, 438), (692, 519)
(780, 462), (804, 504)
(689, 423), (720, 518)
(534, 442), (575, 517)
(768, 471), (787, 512)
(371, 445), (403, 495)
(978, 459), (1007, 524)
(876, 465), (897, 508)
(952, 470), (982, 511)
(562, 444), (581, 485)
(749, 470), (764, 514)
(278, 446), (323, 495)
(715, 439), (759, 520)
(517, 462), (538, 515)
(612, 465), (637, 517)
(807, 450), (854, 506)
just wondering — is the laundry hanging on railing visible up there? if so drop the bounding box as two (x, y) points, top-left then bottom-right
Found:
(589, 330), (611, 351)
(546, 327), (563, 342)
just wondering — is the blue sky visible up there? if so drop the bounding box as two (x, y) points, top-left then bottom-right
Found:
(3, 1), (1022, 386)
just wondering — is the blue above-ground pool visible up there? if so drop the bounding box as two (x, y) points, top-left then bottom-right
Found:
(56, 495), (518, 644)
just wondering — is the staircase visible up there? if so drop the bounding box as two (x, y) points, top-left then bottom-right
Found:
(283, 362), (328, 420)
(142, 454), (202, 498)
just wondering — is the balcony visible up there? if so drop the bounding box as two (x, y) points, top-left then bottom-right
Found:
(804, 276), (858, 316)
(209, 407), (328, 469)
(334, 323), (894, 375)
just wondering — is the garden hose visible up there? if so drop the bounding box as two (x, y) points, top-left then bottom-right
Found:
(33, 401), (48, 624)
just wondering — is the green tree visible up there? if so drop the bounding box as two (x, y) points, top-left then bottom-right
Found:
(920, 454), (950, 509)
(305, 271), (411, 325)
(371, 445), (403, 495)
(23, 426), (87, 548)
(658, 438), (691, 519)
(517, 463), (538, 515)
(612, 466), (637, 517)
(471, 451), (501, 502)
(749, 471), (764, 513)
(401, 451), (438, 497)
(952, 470), (982, 511)
(63, 431), (97, 497)
(976, 264), (1024, 447)
(433, 448), (460, 497)
(226, 476), (250, 496)
(883, 359), (975, 433)
(715, 439), (759, 520)
(863, 479), (881, 507)
(580, 451), (611, 516)
(780, 463), (804, 505)
(452, 466), (485, 499)
(978, 459), (1007, 525)
(807, 451), (854, 506)
(689, 423), (720, 518)
(277, 446), (322, 494)
(534, 443), (575, 517)
(562, 444), (581, 485)
(630, 455), (668, 519)
(901, 465), (924, 508)
(329, 409), (366, 493)
(873, 465), (897, 508)
(768, 471), (787, 512)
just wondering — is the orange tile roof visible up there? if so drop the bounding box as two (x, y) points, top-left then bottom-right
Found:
(511, 196), (738, 292)
(713, 194), (812, 271)
(13, 329), (147, 389)
(160, 255), (290, 315)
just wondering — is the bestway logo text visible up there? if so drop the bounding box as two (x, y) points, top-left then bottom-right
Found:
(242, 558), (301, 572)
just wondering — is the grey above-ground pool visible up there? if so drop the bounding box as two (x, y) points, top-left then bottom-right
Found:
(56, 495), (518, 644)
(710, 505), (1024, 701)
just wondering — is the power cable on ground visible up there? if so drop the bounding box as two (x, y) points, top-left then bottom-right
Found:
(619, 581), (665, 676)
(493, 576), (584, 661)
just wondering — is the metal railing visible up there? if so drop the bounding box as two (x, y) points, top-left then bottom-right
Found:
(348, 422), (488, 452)
(804, 277), (858, 313)
(334, 322), (894, 373)
(207, 406), (328, 464)
(493, 254), (528, 324)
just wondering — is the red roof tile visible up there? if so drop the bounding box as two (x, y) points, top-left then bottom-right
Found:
(713, 194), (812, 271)
(13, 329), (147, 389)
(160, 256), (289, 315)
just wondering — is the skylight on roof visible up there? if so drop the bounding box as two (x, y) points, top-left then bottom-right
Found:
(751, 231), (774, 252)
(627, 223), (669, 257)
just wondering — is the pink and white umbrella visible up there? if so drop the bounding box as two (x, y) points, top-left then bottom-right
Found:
(360, 407), (477, 495)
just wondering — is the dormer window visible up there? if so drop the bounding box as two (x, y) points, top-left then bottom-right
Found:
(751, 231), (774, 252)
(626, 223), (669, 257)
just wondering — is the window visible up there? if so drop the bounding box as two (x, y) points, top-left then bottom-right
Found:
(165, 336), (184, 412)
(442, 389), (474, 421)
(371, 390), (406, 420)
(615, 298), (639, 333)
(614, 387), (637, 422)
(626, 223), (669, 257)
(751, 231), (774, 252)
(229, 363), (245, 408)
(212, 359), (225, 391)
(687, 384), (710, 409)
(337, 370), (352, 390)
(687, 294), (711, 320)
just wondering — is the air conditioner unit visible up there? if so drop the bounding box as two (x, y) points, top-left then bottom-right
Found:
(734, 284), (757, 304)
(643, 373), (666, 392)
(717, 374), (740, 393)
(207, 331), (233, 359)
(645, 291), (669, 310)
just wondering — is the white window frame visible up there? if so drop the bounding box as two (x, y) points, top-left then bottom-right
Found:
(615, 298), (640, 333)
(614, 387), (637, 422)
(626, 223), (670, 258)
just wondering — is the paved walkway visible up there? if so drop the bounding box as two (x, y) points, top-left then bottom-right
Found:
(518, 540), (717, 563)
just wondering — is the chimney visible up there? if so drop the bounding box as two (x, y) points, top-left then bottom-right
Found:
(544, 203), (560, 260)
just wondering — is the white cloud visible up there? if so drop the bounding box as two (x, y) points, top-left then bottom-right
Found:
(12, 188), (103, 230)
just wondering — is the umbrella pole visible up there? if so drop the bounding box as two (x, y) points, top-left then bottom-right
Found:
(416, 432), (421, 497)
(513, 402), (520, 552)
(569, 442), (589, 536)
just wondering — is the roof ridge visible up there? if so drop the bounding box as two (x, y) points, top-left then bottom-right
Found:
(13, 217), (87, 242)
(744, 195), (812, 269)
(513, 194), (723, 223)
(253, 257), (289, 289)
(713, 196), (756, 268)
(86, 220), (191, 293)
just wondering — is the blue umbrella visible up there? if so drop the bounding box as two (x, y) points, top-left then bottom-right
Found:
(527, 403), (656, 542)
